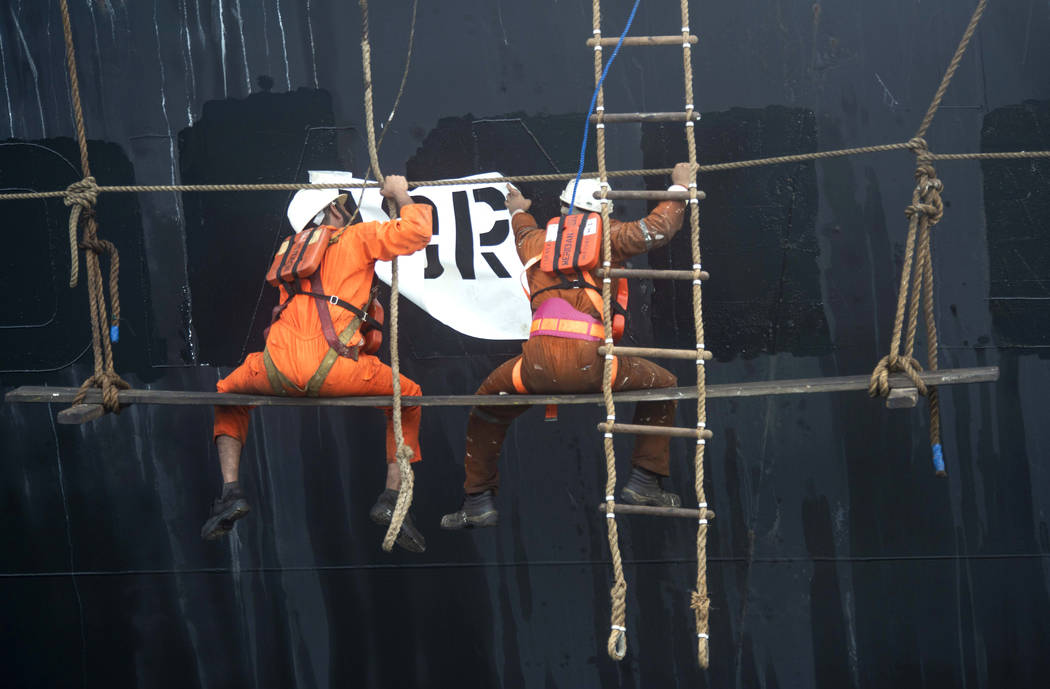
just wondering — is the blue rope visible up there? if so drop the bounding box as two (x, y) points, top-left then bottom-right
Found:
(568, 0), (643, 214)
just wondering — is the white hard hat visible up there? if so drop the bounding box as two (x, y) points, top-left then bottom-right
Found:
(286, 188), (348, 233)
(560, 178), (613, 214)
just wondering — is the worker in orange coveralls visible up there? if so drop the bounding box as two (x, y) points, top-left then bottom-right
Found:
(202, 175), (432, 552)
(440, 163), (693, 529)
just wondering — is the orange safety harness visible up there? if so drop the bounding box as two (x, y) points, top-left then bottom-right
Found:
(516, 213), (625, 421)
(265, 224), (384, 360)
(522, 212), (629, 341)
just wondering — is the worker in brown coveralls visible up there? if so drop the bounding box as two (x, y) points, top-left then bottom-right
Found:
(440, 163), (693, 529)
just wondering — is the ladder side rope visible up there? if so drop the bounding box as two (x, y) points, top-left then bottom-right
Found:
(359, 0), (415, 552)
(869, 0), (987, 477)
(592, 0), (630, 663)
(4, 146), (1049, 203)
(679, 0), (711, 670)
(57, 0), (129, 414)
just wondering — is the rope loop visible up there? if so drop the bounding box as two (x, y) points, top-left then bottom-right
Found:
(868, 353), (928, 399)
(71, 370), (130, 413)
(63, 176), (100, 288)
(63, 176), (99, 210)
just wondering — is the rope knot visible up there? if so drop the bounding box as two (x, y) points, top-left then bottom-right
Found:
(907, 137), (929, 156)
(868, 353), (928, 398)
(63, 176), (99, 210)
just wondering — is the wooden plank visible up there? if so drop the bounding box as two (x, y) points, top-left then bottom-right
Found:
(886, 387), (919, 409)
(599, 422), (713, 439)
(599, 345), (713, 361)
(4, 366), (999, 409)
(596, 190), (705, 201)
(55, 403), (107, 425)
(588, 112), (700, 123)
(598, 503), (716, 520)
(597, 268), (709, 281)
(587, 36), (699, 47)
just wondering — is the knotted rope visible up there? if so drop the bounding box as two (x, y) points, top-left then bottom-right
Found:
(591, 0), (629, 661)
(58, 0), (129, 414)
(869, 0), (988, 477)
(680, 0), (711, 669)
(359, 0), (416, 552)
(869, 138), (945, 474)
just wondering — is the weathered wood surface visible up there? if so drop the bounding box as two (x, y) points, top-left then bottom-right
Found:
(597, 503), (716, 520)
(586, 36), (699, 47)
(4, 366), (999, 409)
(588, 112), (700, 123)
(598, 345), (714, 361)
(595, 190), (705, 201)
(886, 387), (920, 409)
(598, 268), (709, 281)
(55, 403), (108, 425)
(598, 422), (713, 439)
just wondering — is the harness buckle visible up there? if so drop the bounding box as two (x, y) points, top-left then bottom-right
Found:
(328, 295), (339, 306)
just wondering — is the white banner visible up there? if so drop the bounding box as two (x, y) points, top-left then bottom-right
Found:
(306, 171), (532, 340)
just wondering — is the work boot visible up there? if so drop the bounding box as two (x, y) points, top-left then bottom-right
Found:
(369, 489), (427, 553)
(200, 483), (251, 541)
(620, 467), (682, 507)
(440, 490), (499, 530)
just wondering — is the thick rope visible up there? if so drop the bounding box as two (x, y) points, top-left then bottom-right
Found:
(867, 1), (989, 482)
(914, 0), (988, 140)
(335, 0), (418, 236)
(4, 145), (1050, 203)
(591, 0), (629, 662)
(358, 0), (415, 553)
(868, 1), (989, 476)
(680, 0), (710, 669)
(58, 0), (128, 414)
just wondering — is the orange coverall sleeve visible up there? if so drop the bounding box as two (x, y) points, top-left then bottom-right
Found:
(512, 211), (545, 262)
(339, 202), (434, 263)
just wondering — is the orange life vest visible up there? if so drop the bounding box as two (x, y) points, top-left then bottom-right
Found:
(266, 225), (333, 286)
(541, 212), (602, 274)
(528, 213), (629, 341)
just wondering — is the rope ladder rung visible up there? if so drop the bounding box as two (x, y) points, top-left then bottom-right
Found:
(597, 503), (716, 520)
(589, 111), (700, 123)
(598, 345), (713, 361)
(597, 267), (709, 281)
(598, 422), (714, 440)
(587, 35), (699, 47)
(595, 189), (706, 201)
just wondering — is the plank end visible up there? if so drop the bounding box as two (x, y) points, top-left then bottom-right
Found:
(56, 403), (108, 425)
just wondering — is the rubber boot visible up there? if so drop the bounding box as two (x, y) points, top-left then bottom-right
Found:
(369, 489), (427, 553)
(201, 483), (252, 541)
(440, 490), (499, 530)
(619, 466), (682, 507)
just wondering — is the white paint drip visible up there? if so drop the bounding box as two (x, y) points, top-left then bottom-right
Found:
(154, 0), (198, 364)
(231, 0), (251, 93)
(305, 0), (318, 88)
(259, 0), (271, 62)
(275, 0), (291, 91)
(86, 0), (107, 139)
(192, 0), (205, 46)
(217, 0), (228, 97)
(0, 22), (14, 136)
(47, 404), (88, 688)
(10, 7), (47, 137)
(180, 0), (197, 125)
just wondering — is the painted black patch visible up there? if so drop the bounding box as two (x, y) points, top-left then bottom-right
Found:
(179, 89), (344, 366)
(981, 100), (1050, 350)
(643, 106), (831, 361)
(0, 138), (150, 379)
